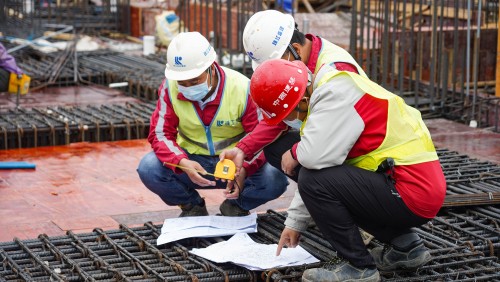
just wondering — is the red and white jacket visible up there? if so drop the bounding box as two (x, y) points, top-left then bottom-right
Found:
(285, 64), (446, 233)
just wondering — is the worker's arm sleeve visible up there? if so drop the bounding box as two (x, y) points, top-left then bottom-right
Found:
(0, 44), (23, 75)
(297, 73), (364, 170)
(242, 151), (266, 176)
(148, 81), (188, 173)
(239, 95), (268, 176)
(291, 143), (299, 160)
(236, 119), (289, 161)
(284, 188), (311, 232)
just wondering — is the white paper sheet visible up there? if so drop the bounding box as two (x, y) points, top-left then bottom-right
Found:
(157, 213), (258, 245)
(189, 233), (320, 270)
(161, 213), (257, 233)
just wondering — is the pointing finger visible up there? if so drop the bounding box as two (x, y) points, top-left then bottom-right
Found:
(276, 237), (288, 256)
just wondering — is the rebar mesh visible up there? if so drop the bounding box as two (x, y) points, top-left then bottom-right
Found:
(0, 0), (130, 38)
(0, 208), (498, 281)
(0, 101), (155, 149)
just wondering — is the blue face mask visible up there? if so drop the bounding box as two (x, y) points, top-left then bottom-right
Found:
(283, 119), (303, 130)
(178, 76), (212, 101)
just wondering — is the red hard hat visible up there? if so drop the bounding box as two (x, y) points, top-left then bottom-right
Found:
(250, 59), (309, 125)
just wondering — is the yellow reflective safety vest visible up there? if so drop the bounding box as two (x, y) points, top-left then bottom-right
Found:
(298, 38), (369, 128)
(315, 38), (368, 78)
(167, 66), (249, 156)
(307, 70), (439, 171)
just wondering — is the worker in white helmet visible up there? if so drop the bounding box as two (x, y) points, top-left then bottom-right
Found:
(137, 32), (288, 217)
(224, 9), (370, 182)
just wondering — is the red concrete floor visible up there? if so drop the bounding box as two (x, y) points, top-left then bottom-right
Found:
(426, 119), (500, 164)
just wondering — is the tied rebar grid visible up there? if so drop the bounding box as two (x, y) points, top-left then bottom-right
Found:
(0, 223), (257, 282)
(257, 209), (500, 281)
(0, 101), (155, 150)
(176, 0), (261, 76)
(0, 0), (130, 38)
(11, 50), (165, 100)
(382, 206), (500, 281)
(350, 0), (499, 129)
(0, 41), (84, 90)
(1, 209), (499, 281)
(78, 52), (165, 101)
(436, 149), (500, 207)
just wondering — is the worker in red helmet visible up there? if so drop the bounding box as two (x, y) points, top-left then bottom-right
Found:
(227, 59), (446, 281)
(231, 9), (368, 178)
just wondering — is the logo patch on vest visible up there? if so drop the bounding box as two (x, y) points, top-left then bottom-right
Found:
(216, 119), (238, 127)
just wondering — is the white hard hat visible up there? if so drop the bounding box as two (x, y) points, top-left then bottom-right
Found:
(243, 10), (295, 70)
(164, 32), (217, 80)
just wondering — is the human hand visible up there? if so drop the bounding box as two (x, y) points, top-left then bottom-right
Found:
(179, 158), (215, 187)
(276, 227), (301, 256)
(223, 167), (246, 199)
(219, 147), (246, 177)
(281, 150), (299, 177)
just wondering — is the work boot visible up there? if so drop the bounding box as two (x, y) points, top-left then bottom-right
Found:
(179, 200), (208, 217)
(302, 261), (380, 282)
(219, 200), (249, 216)
(370, 242), (431, 271)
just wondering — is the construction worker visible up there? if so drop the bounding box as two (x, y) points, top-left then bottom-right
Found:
(236, 59), (446, 281)
(137, 32), (288, 217)
(225, 9), (368, 183)
(0, 42), (24, 92)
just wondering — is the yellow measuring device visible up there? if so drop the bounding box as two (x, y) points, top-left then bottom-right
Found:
(163, 159), (236, 180)
(213, 159), (236, 180)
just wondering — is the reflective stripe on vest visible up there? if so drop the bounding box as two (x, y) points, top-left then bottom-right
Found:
(313, 70), (438, 171)
(315, 38), (368, 78)
(177, 130), (246, 153)
(168, 66), (249, 155)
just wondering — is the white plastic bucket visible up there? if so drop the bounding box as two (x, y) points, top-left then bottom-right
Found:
(143, 35), (156, 56)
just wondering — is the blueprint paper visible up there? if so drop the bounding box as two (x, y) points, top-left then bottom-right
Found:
(157, 213), (258, 245)
(157, 226), (257, 245)
(161, 213), (257, 233)
(189, 233), (320, 270)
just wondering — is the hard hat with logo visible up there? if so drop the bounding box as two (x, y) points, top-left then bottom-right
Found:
(250, 59), (309, 125)
(164, 32), (217, 81)
(243, 10), (295, 70)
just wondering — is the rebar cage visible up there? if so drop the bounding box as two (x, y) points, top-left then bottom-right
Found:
(1, 0), (131, 38)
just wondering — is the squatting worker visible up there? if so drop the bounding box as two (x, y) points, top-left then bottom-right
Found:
(220, 9), (369, 181)
(136, 32), (288, 217)
(240, 59), (446, 281)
